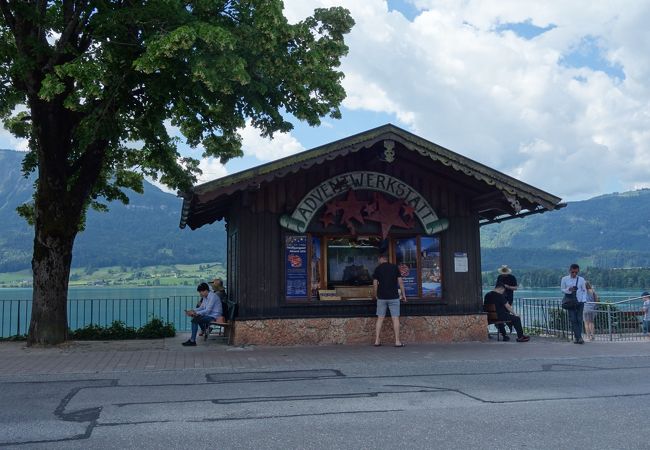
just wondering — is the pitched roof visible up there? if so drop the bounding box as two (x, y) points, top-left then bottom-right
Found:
(179, 123), (563, 229)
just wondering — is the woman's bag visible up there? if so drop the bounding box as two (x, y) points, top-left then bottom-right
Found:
(561, 277), (580, 310)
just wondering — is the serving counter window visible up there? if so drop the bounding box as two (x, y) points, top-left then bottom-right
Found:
(286, 234), (442, 302)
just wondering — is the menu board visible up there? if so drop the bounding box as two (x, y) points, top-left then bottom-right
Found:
(286, 235), (308, 298)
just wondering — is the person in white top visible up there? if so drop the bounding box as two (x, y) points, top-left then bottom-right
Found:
(641, 291), (650, 336)
(560, 263), (588, 344)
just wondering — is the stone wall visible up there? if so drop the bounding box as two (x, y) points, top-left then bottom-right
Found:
(232, 315), (487, 346)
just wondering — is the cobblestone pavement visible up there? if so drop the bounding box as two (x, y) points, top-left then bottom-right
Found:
(1, 334), (649, 377)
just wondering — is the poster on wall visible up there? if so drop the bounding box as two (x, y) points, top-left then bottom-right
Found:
(395, 237), (418, 297)
(286, 235), (308, 298)
(421, 236), (442, 298)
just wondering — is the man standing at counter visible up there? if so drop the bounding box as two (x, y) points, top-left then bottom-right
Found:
(373, 254), (407, 347)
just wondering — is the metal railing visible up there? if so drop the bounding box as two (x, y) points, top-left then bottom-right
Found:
(4, 294), (647, 341)
(1, 296), (198, 338)
(513, 296), (648, 342)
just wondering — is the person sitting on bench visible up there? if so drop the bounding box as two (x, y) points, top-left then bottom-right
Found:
(182, 282), (224, 346)
(483, 283), (530, 342)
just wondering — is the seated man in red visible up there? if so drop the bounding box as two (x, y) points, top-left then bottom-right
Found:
(484, 283), (530, 342)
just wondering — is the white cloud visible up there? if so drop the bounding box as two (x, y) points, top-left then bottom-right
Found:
(240, 121), (305, 161)
(0, 106), (30, 151)
(197, 157), (229, 184)
(146, 157), (229, 194)
(0, 127), (29, 152)
(160, 119), (303, 187)
(282, 0), (650, 201)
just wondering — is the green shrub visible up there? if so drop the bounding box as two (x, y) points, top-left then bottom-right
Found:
(70, 321), (136, 340)
(548, 308), (569, 332)
(0, 334), (27, 341)
(137, 317), (175, 338)
(69, 318), (175, 340)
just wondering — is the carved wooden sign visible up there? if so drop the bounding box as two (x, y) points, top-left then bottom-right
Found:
(280, 171), (449, 235)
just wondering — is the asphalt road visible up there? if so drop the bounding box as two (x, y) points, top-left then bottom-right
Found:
(1, 341), (650, 449)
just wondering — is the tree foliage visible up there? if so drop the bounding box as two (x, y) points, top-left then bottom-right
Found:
(0, 1), (354, 203)
(0, 0), (354, 345)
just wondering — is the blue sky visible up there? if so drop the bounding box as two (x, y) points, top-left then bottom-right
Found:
(2, 0), (649, 201)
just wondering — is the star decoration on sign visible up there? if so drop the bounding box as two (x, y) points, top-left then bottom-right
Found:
(401, 203), (416, 219)
(365, 193), (413, 239)
(336, 190), (367, 235)
(320, 213), (336, 228)
(317, 190), (416, 238)
(323, 201), (341, 217)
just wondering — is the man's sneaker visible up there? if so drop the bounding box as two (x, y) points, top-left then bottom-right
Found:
(574, 338), (585, 344)
(501, 335), (510, 341)
(182, 340), (196, 346)
(516, 336), (530, 342)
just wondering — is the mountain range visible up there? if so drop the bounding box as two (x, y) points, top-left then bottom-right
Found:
(2, 149), (649, 273)
(0, 150), (224, 272)
(481, 189), (650, 270)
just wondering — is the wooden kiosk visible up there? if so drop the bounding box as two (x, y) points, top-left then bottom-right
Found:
(179, 124), (563, 345)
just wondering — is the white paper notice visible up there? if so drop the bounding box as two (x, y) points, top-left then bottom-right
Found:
(454, 252), (468, 272)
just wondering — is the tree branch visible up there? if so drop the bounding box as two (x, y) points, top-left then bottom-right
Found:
(45, 0), (83, 70)
(0, 0), (16, 34)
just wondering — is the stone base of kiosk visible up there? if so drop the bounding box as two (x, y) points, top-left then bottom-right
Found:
(231, 315), (487, 346)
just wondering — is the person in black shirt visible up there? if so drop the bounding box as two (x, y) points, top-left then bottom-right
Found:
(372, 254), (407, 347)
(496, 265), (518, 305)
(496, 265), (518, 333)
(484, 283), (529, 342)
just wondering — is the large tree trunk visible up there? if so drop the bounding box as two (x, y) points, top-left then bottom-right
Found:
(26, 100), (86, 346)
(26, 160), (81, 345)
(27, 223), (76, 345)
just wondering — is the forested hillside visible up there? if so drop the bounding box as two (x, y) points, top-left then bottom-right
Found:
(483, 267), (650, 289)
(481, 189), (650, 270)
(0, 150), (225, 271)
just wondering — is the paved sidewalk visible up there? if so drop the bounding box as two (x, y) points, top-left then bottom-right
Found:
(2, 333), (650, 377)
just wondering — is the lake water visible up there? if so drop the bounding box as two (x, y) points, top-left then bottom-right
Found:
(0, 286), (198, 301)
(0, 286), (200, 337)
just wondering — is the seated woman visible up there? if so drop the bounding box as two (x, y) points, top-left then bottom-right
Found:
(209, 278), (227, 324)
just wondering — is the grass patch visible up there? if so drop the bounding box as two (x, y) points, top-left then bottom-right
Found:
(0, 262), (226, 288)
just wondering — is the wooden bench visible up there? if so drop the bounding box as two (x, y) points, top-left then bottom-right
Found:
(483, 303), (512, 341)
(206, 298), (237, 345)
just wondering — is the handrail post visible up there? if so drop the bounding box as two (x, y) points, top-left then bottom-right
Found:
(16, 301), (21, 336)
(607, 304), (613, 341)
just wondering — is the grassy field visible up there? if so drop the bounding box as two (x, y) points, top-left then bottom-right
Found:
(0, 262), (226, 288)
